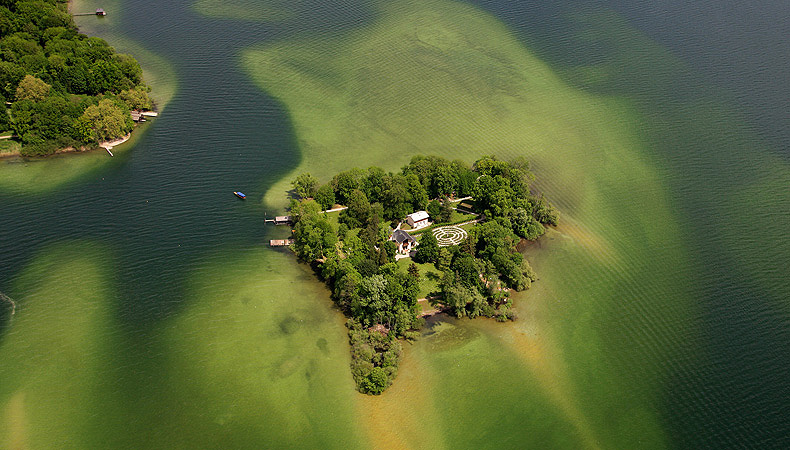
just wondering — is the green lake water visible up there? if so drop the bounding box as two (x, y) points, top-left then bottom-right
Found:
(1, 0), (788, 449)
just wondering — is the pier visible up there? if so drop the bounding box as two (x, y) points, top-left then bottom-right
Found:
(269, 239), (294, 247)
(264, 215), (292, 225)
(73, 9), (107, 17)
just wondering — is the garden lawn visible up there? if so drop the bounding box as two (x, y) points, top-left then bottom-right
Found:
(397, 258), (441, 299)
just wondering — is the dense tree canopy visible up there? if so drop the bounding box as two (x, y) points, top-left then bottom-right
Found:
(0, 0), (150, 154)
(287, 155), (558, 394)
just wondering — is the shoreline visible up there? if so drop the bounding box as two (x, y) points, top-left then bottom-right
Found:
(1, 1), (145, 162)
(0, 134), (132, 160)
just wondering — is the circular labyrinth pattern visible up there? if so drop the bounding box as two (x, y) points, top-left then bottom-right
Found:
(433, 226), (467, 247)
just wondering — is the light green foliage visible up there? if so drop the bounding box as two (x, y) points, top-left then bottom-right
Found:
(14, 74), (49, 101)
(74, 99), (133, 143)
(118, 87), (152, 110)
(292, 199), (337, 260)
(291, 172), (318, 199)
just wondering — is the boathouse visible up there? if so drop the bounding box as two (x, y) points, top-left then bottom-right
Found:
(274, 216), (292, 225)
(269, 239), (294, 247)
(96, 8), (106, 16)
(406, 211), (430, 229)
(390, 229), (417, 255)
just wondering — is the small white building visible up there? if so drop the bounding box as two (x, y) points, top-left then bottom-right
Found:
(406, 211), (430, 229)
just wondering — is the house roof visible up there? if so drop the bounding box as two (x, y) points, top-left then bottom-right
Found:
(407, 210), (429, 222)
(391, 229), (416, 244)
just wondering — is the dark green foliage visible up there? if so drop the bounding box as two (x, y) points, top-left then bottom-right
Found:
(509, 207), (545, 240)
(439, 198), (453, 223)
(0, 1), (149, 155)
(0, 99), (10, 131)
(414, 231), (439, 264)
(288, 155), (556, 394)
(313, 183), (335, 210)
(331, 168), (365, 205)
(532, 194), (559, 226)
(407, 262), (420, 280)
(402, 155), (473, 198)
(426, 199), (441, 218)
(339, 189), (370, 229)
(347, 320), (401, 395)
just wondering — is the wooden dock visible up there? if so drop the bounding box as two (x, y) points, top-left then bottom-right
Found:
(74, 9), (107, 16)
(265, 215), (292, 225)
(269, 239), (294, 247)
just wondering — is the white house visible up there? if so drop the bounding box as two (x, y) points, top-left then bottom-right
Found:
(406, 211), (430, 229)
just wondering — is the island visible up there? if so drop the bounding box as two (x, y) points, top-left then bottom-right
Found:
(0, 0), (152, 157)
(284, 155), (558, 394)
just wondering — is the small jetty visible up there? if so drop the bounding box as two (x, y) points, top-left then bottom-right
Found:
(265, 216), (292, 225)
(130, 110), (157, 123)
(269, 239), (294, 247)
(74, 9), (107, 16)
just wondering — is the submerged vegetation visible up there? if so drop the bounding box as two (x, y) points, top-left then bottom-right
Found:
(288, 155), (557, 393)
(0, 0), (150, 155)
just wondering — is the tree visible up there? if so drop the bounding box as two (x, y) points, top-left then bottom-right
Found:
(426, 199), (441, 218)
(291, 172), (318, 199)
(361, 366), (390, 395)
(73, 99), (133, 143)
(118, 87), (151, 110)
(340, 189), (370, 229)
(15, 74), (49, 101)
(332, 168), (364, 204)
(436, 248), (452, 272)
(532, 194), (559, 226)
(0, 61), (25, 99)
(407, 263), (420, 281)
(381, 175), (410, 221)
(405, 173), (428, 211)
(510, 207), (545, 240)
(314, 184), (336, 210)
(351, 274), (390, 325)
(0, 100), (10, 132)
(439, 199), (453, 223)
(414, 231), (439, 264)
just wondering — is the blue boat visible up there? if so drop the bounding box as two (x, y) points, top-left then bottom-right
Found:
(233, 191), (246, 199)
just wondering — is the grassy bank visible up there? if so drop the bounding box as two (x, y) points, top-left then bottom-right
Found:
(240, 0), (695, 448)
